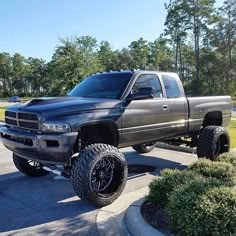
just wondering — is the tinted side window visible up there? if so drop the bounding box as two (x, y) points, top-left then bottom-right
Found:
(162, 75), (181, 98)
(132, 74), (163, 98)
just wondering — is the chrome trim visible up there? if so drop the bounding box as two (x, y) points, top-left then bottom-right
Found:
(16, 112), (20, 127)
(188, 118), (203, 124)
(18, 119), (38, 123)
(5, 116), (17, 120)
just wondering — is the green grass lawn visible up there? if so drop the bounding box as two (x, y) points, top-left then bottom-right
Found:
(0, 108), (5, 122)
(0, 98), (9, 102)
(0, 107), (235, 149)
(228, 120), (236, 149)
(0, 97), (33, 101)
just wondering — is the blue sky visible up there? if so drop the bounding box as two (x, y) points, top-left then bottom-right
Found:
(0, 0), (224, 61)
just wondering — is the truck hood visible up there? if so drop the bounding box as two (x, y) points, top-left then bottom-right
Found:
(9, 97), (121, 116)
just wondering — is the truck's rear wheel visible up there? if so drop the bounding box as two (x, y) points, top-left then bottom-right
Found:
(13, 154), (49, 177)
(197, 126), (230, 160)
(71, 143), (128, 207)
(132, 142), (156, 154)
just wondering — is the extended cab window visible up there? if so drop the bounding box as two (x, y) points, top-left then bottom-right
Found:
(132, 74), (163, 98)
(162, 75), (181, 98)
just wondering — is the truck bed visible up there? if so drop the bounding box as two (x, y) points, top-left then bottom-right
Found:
(187, 96), (232, 133)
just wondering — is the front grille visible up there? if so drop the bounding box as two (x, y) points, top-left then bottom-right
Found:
(18, 120), (38, 129)
(5, 111), (16, 118)
(5, 111), (39, 130)
(5, 118), (18, 126)
(18, 113), (38, 121)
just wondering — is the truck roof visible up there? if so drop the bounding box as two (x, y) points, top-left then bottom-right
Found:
(93, 70), (177, 77)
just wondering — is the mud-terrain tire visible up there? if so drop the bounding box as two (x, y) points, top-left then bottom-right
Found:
(13, 154), (49, 177)
(71, 143), (128, 207)
(197, 126), (230, 160)
(132, 142), (156, 154)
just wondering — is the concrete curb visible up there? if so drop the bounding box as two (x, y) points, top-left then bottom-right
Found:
(96, 186), (149, 236)
(125, 198), (165, 236)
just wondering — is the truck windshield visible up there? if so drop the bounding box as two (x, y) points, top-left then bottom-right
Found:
(68, 73), (133, 99)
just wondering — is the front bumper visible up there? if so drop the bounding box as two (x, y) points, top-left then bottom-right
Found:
(0, 126), (78, 164)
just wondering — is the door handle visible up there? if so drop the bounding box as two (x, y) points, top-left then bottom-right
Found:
(162, 105), (168, 110)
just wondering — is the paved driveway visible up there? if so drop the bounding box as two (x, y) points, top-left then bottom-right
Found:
(0, 142), (197, 235)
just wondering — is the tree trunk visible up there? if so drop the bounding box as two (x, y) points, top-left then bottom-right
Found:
(228, 10), (232, 67)
(194, 0), (200, 81)
(179, 41), (184, 80)
(175, 40), (179, 71)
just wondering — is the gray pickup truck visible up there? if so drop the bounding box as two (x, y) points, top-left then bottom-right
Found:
(0, 70), (232, 206)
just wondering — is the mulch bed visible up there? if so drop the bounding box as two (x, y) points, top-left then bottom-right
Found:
(141, 200), (175, 236)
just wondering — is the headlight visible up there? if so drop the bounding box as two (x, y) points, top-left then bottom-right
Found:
(41, 122), (71, 133)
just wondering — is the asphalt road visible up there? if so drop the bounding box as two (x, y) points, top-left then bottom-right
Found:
(0, 143), (197, 236)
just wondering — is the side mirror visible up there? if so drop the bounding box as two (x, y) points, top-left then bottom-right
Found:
(126, 87), (155, 101)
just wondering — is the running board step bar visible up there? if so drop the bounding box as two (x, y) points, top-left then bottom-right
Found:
(42, 166), (70, 178)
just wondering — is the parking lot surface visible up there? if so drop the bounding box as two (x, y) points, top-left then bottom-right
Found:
(0, 142), (197, 235)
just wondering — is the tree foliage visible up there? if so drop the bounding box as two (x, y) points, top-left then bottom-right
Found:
(0, 1), (235, 97)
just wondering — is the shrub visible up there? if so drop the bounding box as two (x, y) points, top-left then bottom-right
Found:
(188, 159), (236, 185)
(147, 169), (203, 206)
(167, 180), (236, 236)
(216, 152), (236, 167)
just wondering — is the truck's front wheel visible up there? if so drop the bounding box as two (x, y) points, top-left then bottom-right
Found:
(71, 143), (128, 207)
(197, 126), (230, 160)
(13, 154), (49, 177)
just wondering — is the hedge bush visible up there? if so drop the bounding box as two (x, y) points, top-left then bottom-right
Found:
(147, 169), (204, 206)
(216, 152), (236, 167)
(167, 180), (236, 236)
(188, 159), (236, 185)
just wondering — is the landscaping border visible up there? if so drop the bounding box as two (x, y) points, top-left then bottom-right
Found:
(125, 197), (166, 236)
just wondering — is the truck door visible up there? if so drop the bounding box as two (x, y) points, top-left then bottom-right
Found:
(121, 73), (172, 146)
(161, 74), (188, 135)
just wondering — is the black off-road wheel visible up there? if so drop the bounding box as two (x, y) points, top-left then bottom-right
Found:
(197, 126), (230, 160)
(71, 143), (128, 207)
(132, 142), (156, 154)
(13, 153), (49, 177)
